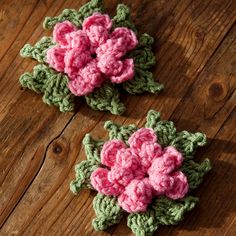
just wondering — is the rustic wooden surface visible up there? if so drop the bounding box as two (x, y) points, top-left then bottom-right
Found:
(0, 0), (235, 235)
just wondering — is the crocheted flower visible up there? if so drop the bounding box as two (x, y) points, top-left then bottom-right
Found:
(71, 110), (211, 235)
(90, 128), (189, 213)
(46, 13), (138, 96)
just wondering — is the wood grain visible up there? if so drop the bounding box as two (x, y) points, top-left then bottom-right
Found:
(0, 0), (235, 235)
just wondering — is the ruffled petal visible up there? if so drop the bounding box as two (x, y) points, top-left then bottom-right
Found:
(46, 47), (66, 72)
(149, 173), (174, 195)
(165, 171), (189, 199)
(85, 25), (109, 48)
(82, 13), (112, 31)
(64, 48), (92, 77)
(101, 139), (126, 167)
(128, 128), (157, 150)
(108, 166), (134, 187)
(96, 38), (127, 59)
(110, 58), (135, 83)
(139, 142), (163, 170)
(53, 21), (77, 46)
(118, 178), (153, 213)
(111, 27), (138, 51)
(148, 146), (183, 175)
(90, 168), (123, 196)
(97, 54), (123, 76)
(65, 30), (90, 51)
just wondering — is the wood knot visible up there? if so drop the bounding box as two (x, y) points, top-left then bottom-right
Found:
(208, 81), (227, 101)
(53, 144), (63, 154)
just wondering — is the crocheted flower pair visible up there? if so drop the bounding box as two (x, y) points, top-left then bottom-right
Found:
(70, 110), (211, 236)
(19, 0), (163, 115)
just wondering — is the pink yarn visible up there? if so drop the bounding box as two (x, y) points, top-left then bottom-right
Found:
(47, 13), (138, 96)
(46, 47), (66, 72)
(90, 127), (189, 213)
(53, 21), (76, 46)
(101, 140), (126, 167)
(165, 171), (189, 199)
(118, 179), (153, 213)
(90, 168), (123, 196)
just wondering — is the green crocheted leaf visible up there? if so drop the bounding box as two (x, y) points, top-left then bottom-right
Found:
(20, 36), (55, 63)
(104, 120), (137, 144)
(127, 209), (159, 236)
(181, 159), (211, 190)
(171, 131), (207, 159)
(92, 194), (123, 231)
(70, 160), (99, 194)
(83, 134), (104, 163)
(85, 82), (125, 115)
(128, 34), (155, 70)
(153, 196), (198, 225)
(112, 4), (137, 32)
(20, 64), (75, 112)
(123, 69), (164, 95)
(43, 0), (104, 29)
(145, 110), (161, 127)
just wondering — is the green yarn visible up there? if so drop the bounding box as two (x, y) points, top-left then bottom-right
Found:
(43, 0), (103, 29)
(83, 134), (104, 163)
(123, 34), (163, 95)
(112, 4), (137, 33)
(181, 159), (212, 190)
(70, 110), (211, 235)
(70, 160), (99, 194)
(20, 64), (74, 112)
(153, 196), (198, 225)
(20, 36), (55, 63)
(127, 209), (158, 236)
(85, 82), (126, 115)
(171, 131), (207, 159)
(104, 120), (137, 144)
(92, 194), (123, 231)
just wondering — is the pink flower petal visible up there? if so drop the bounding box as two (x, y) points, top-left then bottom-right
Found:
(101, 139), (126, 167)
(85, 25), (109, 47)
(118, 178), (153, 213)
(110, 58), (135, 83)
(96, 38), (127, 59)
(90, 168), (123, 196)
(65, 30), (90, 51)
(82, 13), (112, 31)
(64, 48), (92, 77)
(149, 173), (174, 195)
(46, 47), (66, 72)
(139, 142), (163, 170)
(128, 128), (157, 150)
(111, 27), (138, 51)
(165, 171), (189, 199)
(97, 54), (123, 76)
(68, 60), (104, 96)
(108, 166), (134, 187)
(53, 21), (77, 46)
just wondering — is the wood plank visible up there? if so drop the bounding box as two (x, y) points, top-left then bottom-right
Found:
(0, 0), (235, 235)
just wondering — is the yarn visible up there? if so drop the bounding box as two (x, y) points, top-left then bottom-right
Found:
(90, 127), (189, 213)
(20, 0), (163, 114)
(19, 64), (74, 112)
(70, 110), (211, 235)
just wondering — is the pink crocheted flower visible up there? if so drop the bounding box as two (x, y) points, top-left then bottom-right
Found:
(46, 13), (138, 96)
(90, 128), (189, 213)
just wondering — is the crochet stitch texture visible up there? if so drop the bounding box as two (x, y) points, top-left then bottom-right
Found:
(70, 110), (211, 235)
(19, 0), (164, 115)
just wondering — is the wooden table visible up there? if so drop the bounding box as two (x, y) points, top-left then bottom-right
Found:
(0, 0), (235, 235)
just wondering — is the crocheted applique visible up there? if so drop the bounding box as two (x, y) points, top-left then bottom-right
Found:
(70, 110), (211, 235)
(19, 0), (163, 115)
